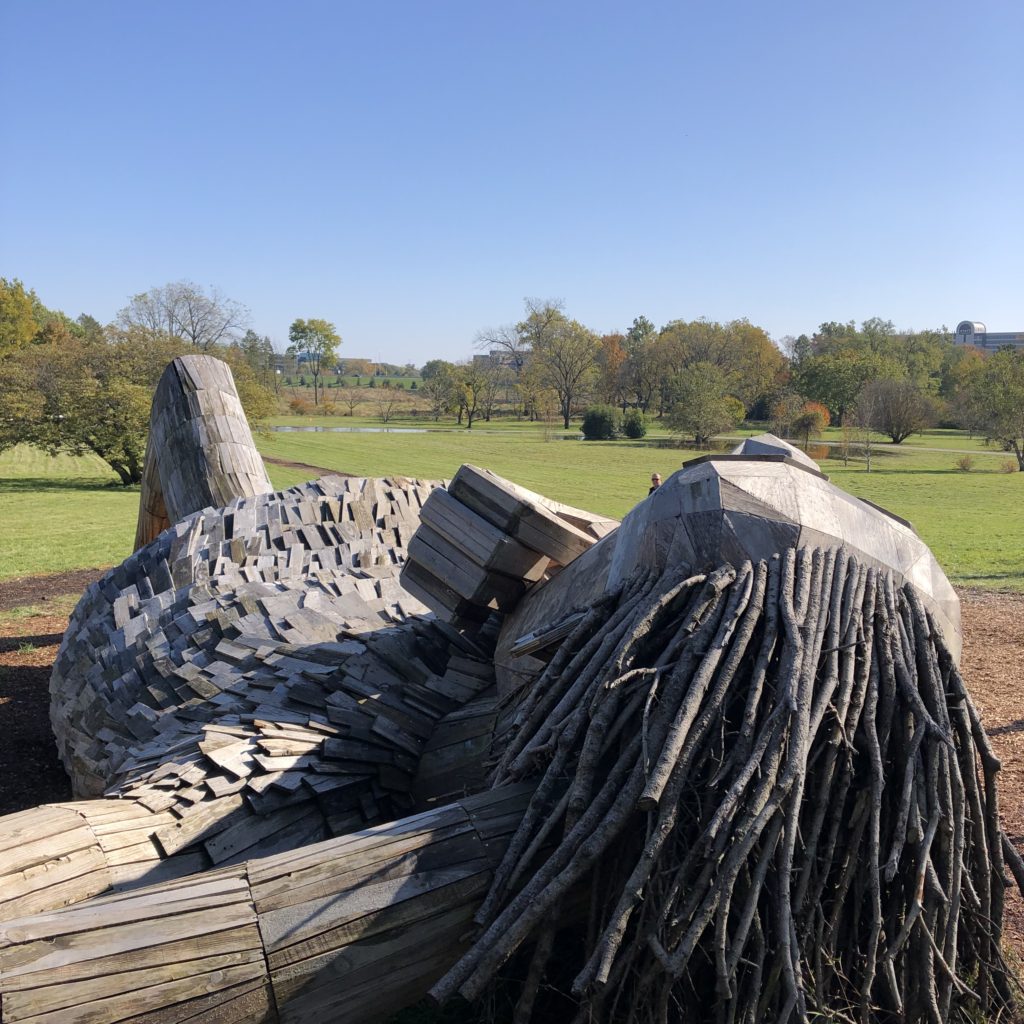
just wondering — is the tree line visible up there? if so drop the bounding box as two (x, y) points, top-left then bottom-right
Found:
(3, 279), (1023, 484)
(413, 302), (1023, 469)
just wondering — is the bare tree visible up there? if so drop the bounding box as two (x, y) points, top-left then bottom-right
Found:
(859, 377), (935, 443)
(851, 385), (881, 472)
(115, 281), (249, 350)
(376, 393), (399, 423)
(474, 323), (528, 376)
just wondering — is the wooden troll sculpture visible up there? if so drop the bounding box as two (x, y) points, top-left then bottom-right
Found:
(0, 356), (1020, 1024)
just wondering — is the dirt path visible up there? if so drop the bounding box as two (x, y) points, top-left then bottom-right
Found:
(263, 455), (353, 478)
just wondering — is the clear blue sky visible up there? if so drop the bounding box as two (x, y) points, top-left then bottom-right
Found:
(2, 0), (1021, 363)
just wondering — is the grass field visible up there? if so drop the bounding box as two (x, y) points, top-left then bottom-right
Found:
(2, 427), (1020, 590)
(0, 447), (139, 580)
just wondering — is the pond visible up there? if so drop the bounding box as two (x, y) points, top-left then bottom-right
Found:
(270, 426), (429, 434)
(269, 425), (587, 439)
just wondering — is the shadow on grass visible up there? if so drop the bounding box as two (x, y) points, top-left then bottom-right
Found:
(0, 633), (64, 653)
(0, 477), (138, 494)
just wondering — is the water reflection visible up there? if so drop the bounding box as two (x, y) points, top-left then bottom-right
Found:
(270, 425), (585, 439)
(271, 426), (428, 434)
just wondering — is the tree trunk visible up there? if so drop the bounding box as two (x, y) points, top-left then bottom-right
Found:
(106, 458), (136, 486)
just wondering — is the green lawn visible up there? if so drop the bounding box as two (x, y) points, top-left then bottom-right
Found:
(2, 430), (1020, 591)
(0, 447), (139, 580)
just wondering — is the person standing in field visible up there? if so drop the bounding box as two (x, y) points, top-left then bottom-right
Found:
(649, 473), (661, 495)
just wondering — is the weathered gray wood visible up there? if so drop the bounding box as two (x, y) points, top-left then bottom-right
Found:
(0, 807), (110, 924)
(0, 787), (533, 1024)
(134, 356), (274, 550)
(407, 528), (526, 609)
(447, 464), (598, 566)
(419, 487), (550, 580)
(0, 400), (975, 1024)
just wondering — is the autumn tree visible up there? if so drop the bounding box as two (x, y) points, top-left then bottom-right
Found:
(344, 357), (376, 378)
(288, 318), (341, 406)
(2, 282), (274, 483)
(595, 333), (627, 407)
(791, 401), (831, 449)
(769, 392), (806, 438)
(655, 319), (783, 409)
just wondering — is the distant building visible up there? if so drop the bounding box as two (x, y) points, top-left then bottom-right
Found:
(954, 321), (1024, 349)
(473, 349), (522, 371)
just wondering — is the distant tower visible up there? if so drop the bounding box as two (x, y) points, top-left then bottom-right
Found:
(955, 321), (986, 346)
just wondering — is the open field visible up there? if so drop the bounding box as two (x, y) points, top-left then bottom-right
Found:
(256, 426), (1021, 590)
(0, 447), (138, 580)
(1, 426), (1020, 589)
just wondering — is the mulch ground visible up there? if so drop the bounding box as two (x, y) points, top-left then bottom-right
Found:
(0, 567), (110, 613)
(0, 573), (1022, 957)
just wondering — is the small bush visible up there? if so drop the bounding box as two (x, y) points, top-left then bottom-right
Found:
(410, 380), (418, 390)
(369, 377), (376, 388)
(581, 405), (620, 440)
(622, 409), (647, 439)
(955, 455), (975, 473)
(288, 397), (313, 416)
(1000, 459), (1019, 474)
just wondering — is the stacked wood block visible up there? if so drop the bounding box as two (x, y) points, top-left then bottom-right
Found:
(413, 695), (502, 806)
(0, 472), (516, 922)
(0, 784), (534, 1024)
(134, 356), (275, 550)
(401, 464), (618, 628)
